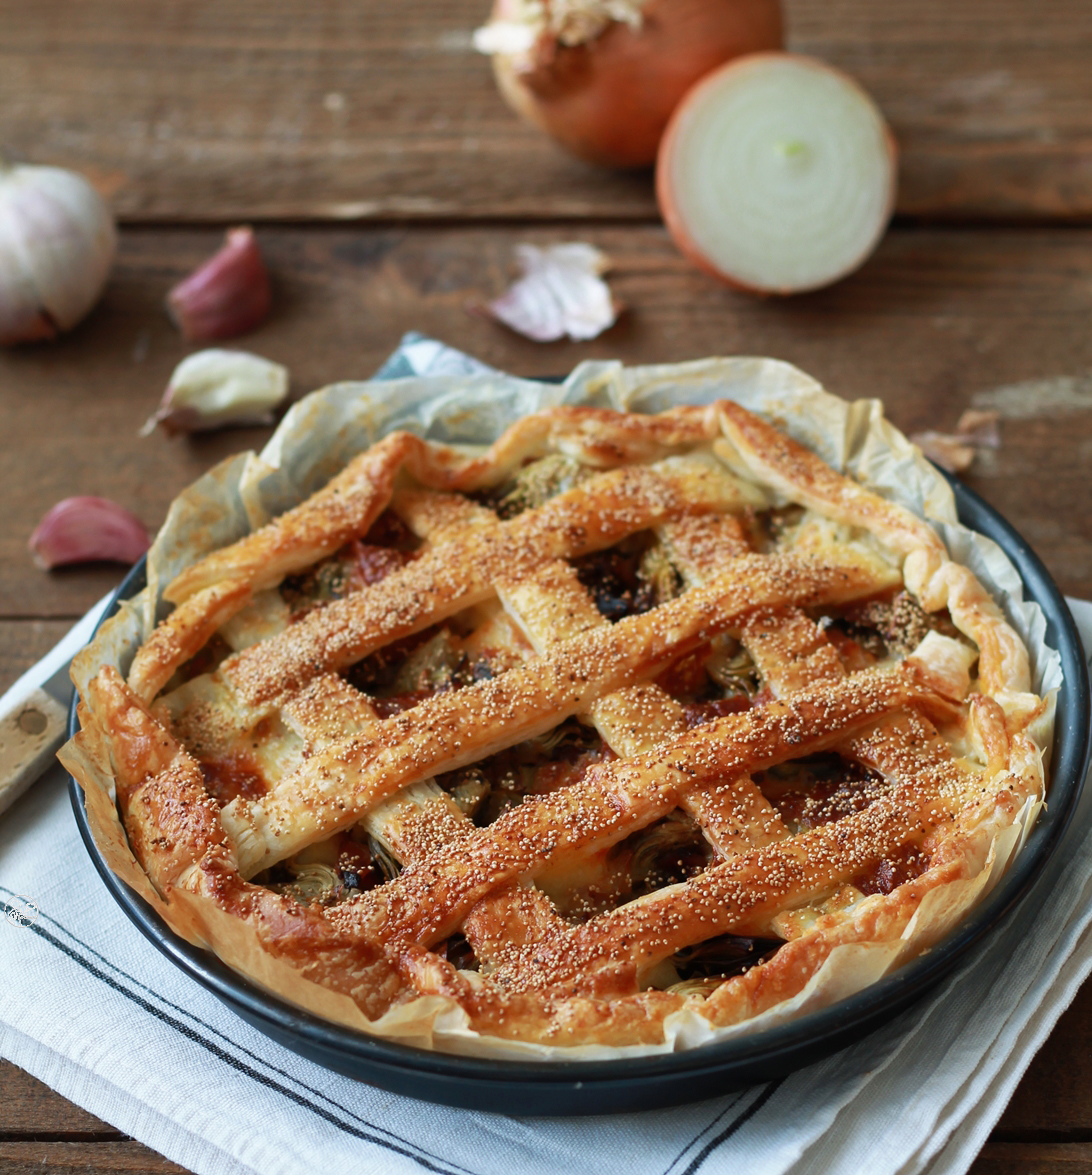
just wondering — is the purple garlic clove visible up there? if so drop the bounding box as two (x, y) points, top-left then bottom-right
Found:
(29, 496), (150, 569)
(166, 226), (272, 342)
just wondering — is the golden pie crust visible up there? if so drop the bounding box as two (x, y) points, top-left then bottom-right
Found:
(64, 374), (1050, 1057)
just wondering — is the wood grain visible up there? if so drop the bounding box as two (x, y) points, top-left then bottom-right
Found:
(0, 622), (75, 695)
(0, 1141), (184, 1173)
(996, 984), (1092, 1137)
(971, 1144), (1092, 1174)
(0, 1062), (119, 1138)
(1, 1141), (1092, 1175)
(1, 0), (1089, 222)
(2, 222), (1090, 618)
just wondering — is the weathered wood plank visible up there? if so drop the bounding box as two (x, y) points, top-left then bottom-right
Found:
(0, 1141), (184, 1173)
(0, 0), (652, 222)
(2, 1141), (1091, 1175)
(1, 0), (1089, 222)
(971, 1143), (1092, 1174)
(996, 981), (1092, 1136)
(0, 1063), (120, 1138)
(2, 223), (1090, 617)
(0, 621), (80, 696)
(789, 0), (1092, 219)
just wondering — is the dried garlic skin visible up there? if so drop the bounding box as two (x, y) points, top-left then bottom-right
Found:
(481, 242), (619, 342)
(0, 157), (116, 345)
(143, 348), (290, 437)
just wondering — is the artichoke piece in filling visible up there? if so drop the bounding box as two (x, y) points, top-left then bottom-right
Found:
(625, 810), (714, 899)
(341, 624), (493, 717)
(540, 809), (717, 927)
(482, 453), (601, 520)
(571, 531), (683, 622)
(436, 717), (606, 827)
(256, 831), (385, 908)
(656, 636), (759, 726)
(279, 508), (420, 622)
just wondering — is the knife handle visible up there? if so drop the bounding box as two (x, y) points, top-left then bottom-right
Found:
(0, 686), (69, 817)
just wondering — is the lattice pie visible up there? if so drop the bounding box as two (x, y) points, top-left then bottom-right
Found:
(67, 374), (1049, 1054)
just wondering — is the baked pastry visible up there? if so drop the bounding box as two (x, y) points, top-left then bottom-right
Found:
(65, 369), (1050, 1054)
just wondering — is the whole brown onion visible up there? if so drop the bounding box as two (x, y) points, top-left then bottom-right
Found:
(486, 0), (784, 168)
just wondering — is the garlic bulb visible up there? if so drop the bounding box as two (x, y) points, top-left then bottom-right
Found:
(142, 348), (290, 436)
(0, 155), (117, 345)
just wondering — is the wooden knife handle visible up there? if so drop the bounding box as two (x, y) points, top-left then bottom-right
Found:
(0, 686), (68, 817)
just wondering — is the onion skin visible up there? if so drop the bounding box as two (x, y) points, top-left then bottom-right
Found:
(490, 0), (783, 168)
(656, 52), (899, 295)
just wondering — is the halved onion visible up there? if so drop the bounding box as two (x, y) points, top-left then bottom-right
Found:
(656, 53), (898, 293)
(480, 0), (784, 168)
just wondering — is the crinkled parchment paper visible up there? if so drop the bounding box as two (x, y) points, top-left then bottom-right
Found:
(62, 357), (1062, 1062)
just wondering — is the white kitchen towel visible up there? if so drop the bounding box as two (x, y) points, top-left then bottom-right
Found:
(1, 602), (1089, 1175)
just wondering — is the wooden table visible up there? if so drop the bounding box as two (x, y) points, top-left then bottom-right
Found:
(2, 2), (1091, 1171)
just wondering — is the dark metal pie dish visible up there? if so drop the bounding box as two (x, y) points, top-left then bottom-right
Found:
(68, 474), (1091, 1115)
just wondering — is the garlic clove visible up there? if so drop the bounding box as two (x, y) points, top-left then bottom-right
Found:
(166, 226), (272, 342)
(142, 348), (290, 437)
(29, 497), (150, 570)
(478, 242), (620, 342)
(0, 157), (117, 345)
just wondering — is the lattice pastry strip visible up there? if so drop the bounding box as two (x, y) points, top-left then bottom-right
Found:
(337, 494), (778, 976)
(361, 498), (800, 967)
(257, 493), (650, 980)
(213, 546), (890, 879)
(146, 458), (764, 784)
(377, 664), (952, 995)
(68, 395), (1049, 1052)
(326, 502), (580, 976)
(214, 456), (760, 710)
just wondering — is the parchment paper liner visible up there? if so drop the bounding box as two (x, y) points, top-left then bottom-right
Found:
(61, 356), (1061, 1061)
